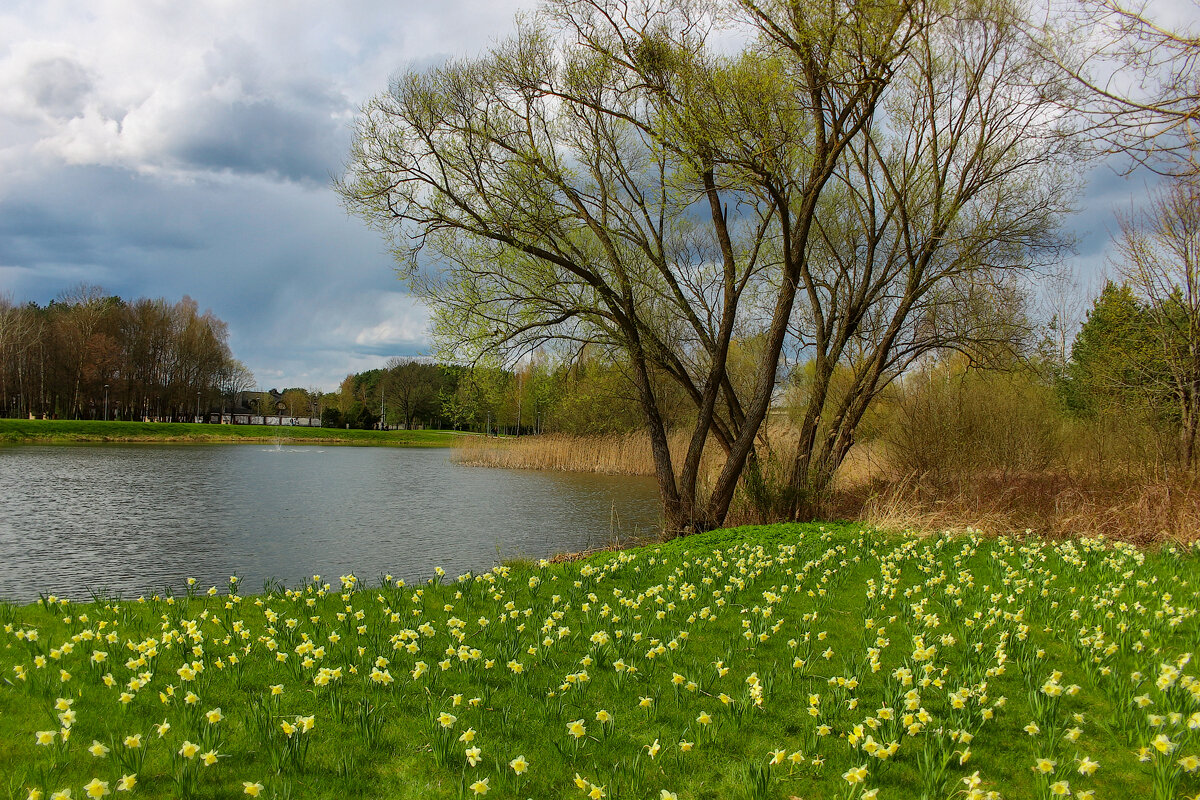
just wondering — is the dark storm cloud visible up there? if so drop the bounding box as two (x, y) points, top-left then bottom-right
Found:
(0, 178), (204, 268)
(1062, 159), (1164, 289)
(0, 163), (428, 388)
(165, 94), (348, 184)
(24, 57), (93, 119)
(0, 0), (534, 388)
(148, 36), (355, 184)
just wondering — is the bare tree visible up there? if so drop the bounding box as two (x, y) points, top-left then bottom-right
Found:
(1113, 174), (1200, 467)
(1044, 0), (1200, 175)
(385, 357), (439, 429)
(340, 0), (922, 532)
(55, 283), (112, 418)
(220, 359), (257, 414)
(776, 0), (1080, 516)
(0, 294), (38, 417)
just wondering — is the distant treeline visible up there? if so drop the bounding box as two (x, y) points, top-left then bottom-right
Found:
(325, 352), (663, 433)
(0, 285), (252, 421)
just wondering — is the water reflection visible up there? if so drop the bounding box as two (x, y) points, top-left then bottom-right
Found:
(0, 445), (661, 602)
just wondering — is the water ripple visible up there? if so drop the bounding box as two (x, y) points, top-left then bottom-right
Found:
(0, 445), (661, 602)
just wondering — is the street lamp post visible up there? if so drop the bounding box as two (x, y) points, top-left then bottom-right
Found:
(104, 384), (109, 421)
(196, 390), (201, 423)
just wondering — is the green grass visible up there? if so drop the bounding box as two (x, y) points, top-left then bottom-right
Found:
(2, 524), (1199, 800)
(0, 419), (462, 447)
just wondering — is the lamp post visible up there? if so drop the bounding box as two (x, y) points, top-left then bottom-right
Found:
(196, 390), (201, 423)
(104, 384), (109, 421)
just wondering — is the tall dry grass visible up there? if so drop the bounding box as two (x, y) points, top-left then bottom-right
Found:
(837, 366), (1200, 544)
(851, 471), (1200, 545)
(453, 431), (687, 476)
(451, 376), (1200, 544)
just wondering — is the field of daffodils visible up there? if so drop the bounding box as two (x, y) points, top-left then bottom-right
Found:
(2, 523), (1198, 800)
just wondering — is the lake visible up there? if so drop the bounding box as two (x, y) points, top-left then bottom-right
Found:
(0, 444), (661, 603)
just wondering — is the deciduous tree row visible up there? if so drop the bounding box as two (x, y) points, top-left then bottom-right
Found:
(0, 285), (251, 421)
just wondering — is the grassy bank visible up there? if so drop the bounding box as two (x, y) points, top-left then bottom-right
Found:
(0, 419), (462, 446)
(3, 523), (1199, 800)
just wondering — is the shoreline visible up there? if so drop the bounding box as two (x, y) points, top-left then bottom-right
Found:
(0, 419), (462, 447)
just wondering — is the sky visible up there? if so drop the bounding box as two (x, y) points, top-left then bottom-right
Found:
(0, 0), (1179, 391)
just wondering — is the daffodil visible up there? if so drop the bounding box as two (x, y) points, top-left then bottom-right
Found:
(842, 765), (868, 784)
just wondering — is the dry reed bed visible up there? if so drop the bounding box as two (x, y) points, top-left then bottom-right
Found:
(855, 471), (1200, 545)
(453, 432), (1200, 543)
(453, 431), (681, 475)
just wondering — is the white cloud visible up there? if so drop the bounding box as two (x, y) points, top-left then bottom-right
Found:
(0, 0), (527, 179)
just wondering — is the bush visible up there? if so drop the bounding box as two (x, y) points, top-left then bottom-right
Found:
(884, 362), (1061, 481)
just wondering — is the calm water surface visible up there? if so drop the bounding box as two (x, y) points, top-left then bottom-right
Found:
(0, 445), (661, 602)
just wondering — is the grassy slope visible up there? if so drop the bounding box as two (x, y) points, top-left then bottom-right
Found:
(0, 419), (461, 446)
(1, 523), (1198, 800)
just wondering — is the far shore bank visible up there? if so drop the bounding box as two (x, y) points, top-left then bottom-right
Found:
(0, 419), (464, 446)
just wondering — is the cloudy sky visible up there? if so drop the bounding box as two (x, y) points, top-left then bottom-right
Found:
(0, 0), (1172, 390)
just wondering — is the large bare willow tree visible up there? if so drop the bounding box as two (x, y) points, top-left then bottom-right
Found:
(339, 0), (1077, 532)
(340, 0), (919, 532)
(777, 0), (1081, 516)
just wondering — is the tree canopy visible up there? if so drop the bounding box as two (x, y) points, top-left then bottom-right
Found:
(340, 0), (1083, 532)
